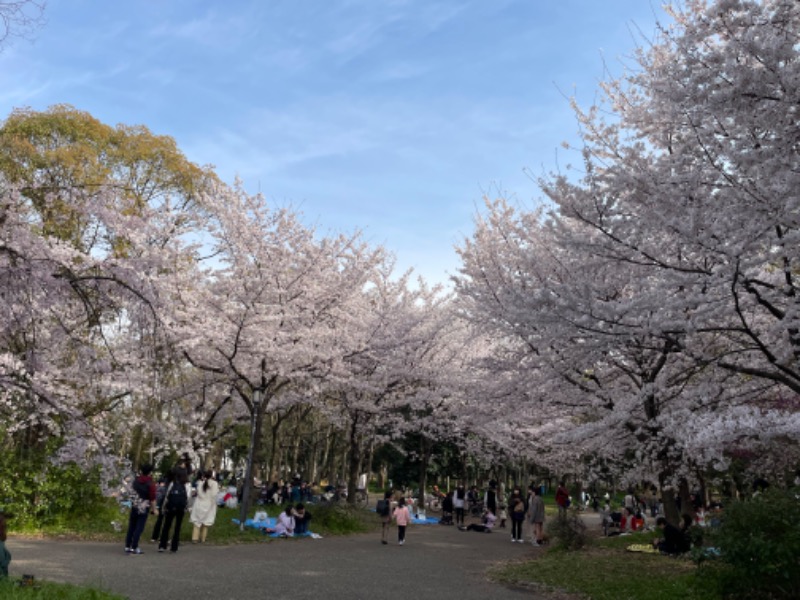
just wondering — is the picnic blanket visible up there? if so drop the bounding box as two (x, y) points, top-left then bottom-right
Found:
(232, 517), (275, 529)
(231, 517), (322, 538)
(411, 515), (441, 525)
(626, 544), (659, 553)
(369, 507), (440, 525)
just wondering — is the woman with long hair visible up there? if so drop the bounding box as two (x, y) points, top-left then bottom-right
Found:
(190, 469), (219, 543)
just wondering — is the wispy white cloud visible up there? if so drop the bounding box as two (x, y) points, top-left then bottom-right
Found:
(0, 0), (660, 284)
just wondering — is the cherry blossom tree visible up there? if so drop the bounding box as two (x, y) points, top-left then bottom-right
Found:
(0, 176), (199, 487)
(164, 182), (388, 521)
(454, 0), (800, 496)
(545, 0), (800, 392)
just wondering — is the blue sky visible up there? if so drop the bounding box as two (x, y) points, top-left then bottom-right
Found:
(0, 0), (661, 285)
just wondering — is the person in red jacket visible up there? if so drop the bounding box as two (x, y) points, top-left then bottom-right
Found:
(124, 463), (156, 555)
(555, 482), (570, 515)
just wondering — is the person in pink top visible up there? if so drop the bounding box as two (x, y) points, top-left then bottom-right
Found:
(393, 497), (411, 545)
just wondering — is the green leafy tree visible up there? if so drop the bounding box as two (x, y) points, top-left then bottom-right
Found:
(0, 104), (217, 249)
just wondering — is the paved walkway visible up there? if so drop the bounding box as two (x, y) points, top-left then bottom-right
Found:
(8, 522), (555, 600)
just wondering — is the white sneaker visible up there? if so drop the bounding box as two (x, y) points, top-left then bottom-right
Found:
(399, 540), (404, 545)
(531, 540), (540, 546)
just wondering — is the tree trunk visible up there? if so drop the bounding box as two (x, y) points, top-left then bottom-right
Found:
(267, 414), (281, 483)
(661, 486), (680, 526)
(319, 425), (332, 484)
(417, 436), (432, 515)
(678, 478), (693, 519)
(238, 393), (266, 527)
(346, 416), (361, 504)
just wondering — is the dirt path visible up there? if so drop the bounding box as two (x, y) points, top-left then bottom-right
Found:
(8, 521), (552, 600)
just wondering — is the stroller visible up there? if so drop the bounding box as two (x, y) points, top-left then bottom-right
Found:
(439, 509), (454, 525)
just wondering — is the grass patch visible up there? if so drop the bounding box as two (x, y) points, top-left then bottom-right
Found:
(13, 499), (130, 542)
(0, 577), (124, 599)
(308, 503), (375, 535)
(490, 532), (717, 600)
(11, 501), (377, 545)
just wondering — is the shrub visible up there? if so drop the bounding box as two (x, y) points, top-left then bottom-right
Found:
(0, 436), (108, 529)
(698, 488), (800, 599)
(545, 509), (588, 551)
(308, 503), (370, 535)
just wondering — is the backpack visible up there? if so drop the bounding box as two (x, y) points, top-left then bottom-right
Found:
(376, 499), (390, 517)
(165, 482), (188, 511)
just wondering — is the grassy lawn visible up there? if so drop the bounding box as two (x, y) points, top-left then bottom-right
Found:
(11, 500), (377, 545)
(0, 578), (124, 599)
(490, 531), (717, 600)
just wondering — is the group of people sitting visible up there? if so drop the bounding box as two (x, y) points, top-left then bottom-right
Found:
(257, 479), (315, 506)
(603, 506), (647, 535)
(259, 503), (312, 537)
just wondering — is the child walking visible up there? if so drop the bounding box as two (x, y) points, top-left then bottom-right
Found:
(393, 497), (411, 545)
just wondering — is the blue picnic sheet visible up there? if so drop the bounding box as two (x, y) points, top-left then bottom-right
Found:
(411, 516), (441, 525)
(231, 517), (320, 538)
(369, 508), (440, 525)
(232, 516), (275, 529)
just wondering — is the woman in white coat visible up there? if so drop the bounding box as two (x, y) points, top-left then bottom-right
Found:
(190, 470), (219, 543)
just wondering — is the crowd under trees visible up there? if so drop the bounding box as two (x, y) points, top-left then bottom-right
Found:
(1, 0), (798, 521)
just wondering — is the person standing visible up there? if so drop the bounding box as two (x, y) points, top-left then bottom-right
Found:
(190, 469), (219, 544)
(0, 511), (11, 578)
(377, 490), (393, 545)
(509, 494), (526, 542)
(453, 484), (466, 527)
(528, 485), (545, 546)
(484, 481), (498, 517)
(393, 497), (411, 545)
(159, 466), (189, 553)
(555, 481), (570, 515)
(149, 476), (169, 543)
(124, 463), (156, 555)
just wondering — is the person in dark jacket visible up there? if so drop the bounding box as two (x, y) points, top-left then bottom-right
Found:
(159, 466), (189, 553)
(149, 475), (170, 543)
(124, 463), (156, 555)
(653, 516), (690, 554)
(0, 511), (11, 578)
(484, 481), (498, 516)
